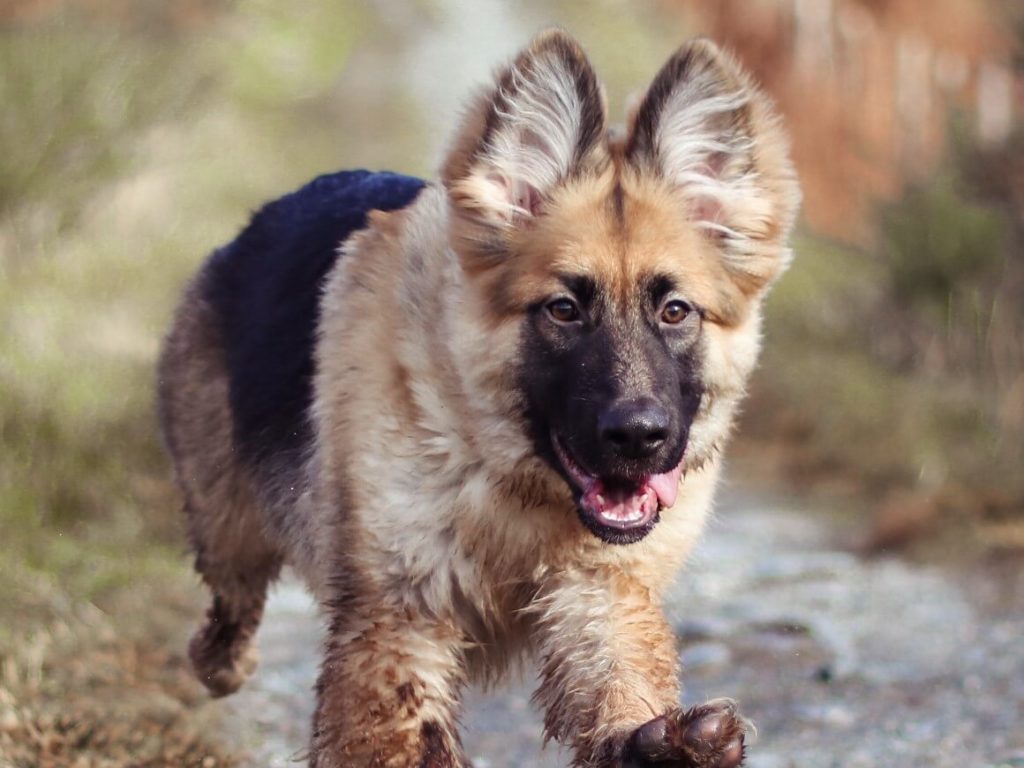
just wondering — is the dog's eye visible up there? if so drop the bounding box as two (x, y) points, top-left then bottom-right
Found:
(660, 300), (693, 325)
(547, 298), (580, 323)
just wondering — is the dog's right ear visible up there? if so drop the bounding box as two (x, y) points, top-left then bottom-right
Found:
(442, 30), (608, 272)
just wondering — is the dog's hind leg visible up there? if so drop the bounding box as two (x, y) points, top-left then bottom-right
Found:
(185, 495), (283, 697)
(158, 281), (283, 697)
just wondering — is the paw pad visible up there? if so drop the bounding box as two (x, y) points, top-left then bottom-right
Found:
(626, 699), (748, 767)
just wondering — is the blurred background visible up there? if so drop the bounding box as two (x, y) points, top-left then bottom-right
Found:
(1, 1), (1021, 766)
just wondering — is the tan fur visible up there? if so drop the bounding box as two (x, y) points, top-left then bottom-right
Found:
(159, 31), (799, 767)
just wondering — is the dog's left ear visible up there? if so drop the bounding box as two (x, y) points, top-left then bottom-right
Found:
(627, 40), (800, 295)
(443, 29), (608, 271)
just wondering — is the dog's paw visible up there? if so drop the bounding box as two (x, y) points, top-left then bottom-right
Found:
(189, 624), (260, 698)
(623, 699), (747, 768)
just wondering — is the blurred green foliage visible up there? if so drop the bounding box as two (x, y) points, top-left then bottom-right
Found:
(0, 5), (387, 759)
(882, 171), (1005, 320)
(0, 2), (378, 628)
(0, 19), (202, 231)
(226, 0), (370, 105)
(746, 121), (1023, 530)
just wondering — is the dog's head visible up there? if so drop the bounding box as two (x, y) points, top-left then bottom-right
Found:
(443, 31), (799, 544)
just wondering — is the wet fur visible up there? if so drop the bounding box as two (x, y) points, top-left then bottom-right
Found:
(158, 31), (798, 767)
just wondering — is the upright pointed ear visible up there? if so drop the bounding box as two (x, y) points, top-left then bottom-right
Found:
(627, 39), (800, 295)
(442, 30), (608, 271)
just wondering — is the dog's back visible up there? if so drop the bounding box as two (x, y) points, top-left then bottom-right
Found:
(157, 170), (424, 695)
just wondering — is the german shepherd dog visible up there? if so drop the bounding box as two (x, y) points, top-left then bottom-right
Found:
(158, 30), (798, 768)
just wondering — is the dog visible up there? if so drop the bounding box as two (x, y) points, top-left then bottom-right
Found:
(157, 30), (799, 768)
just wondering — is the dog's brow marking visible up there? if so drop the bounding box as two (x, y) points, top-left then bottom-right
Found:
(645, 274), (678, 306)
(555, 272), (598, 305)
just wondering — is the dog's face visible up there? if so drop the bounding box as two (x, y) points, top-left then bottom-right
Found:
(512, 181), (715, 544)
(444, 32), (799, 543)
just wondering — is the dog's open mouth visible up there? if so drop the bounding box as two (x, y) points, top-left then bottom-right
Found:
(552, 434), (684, 541)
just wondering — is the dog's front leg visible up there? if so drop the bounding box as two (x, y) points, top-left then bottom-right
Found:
(310, 593), (469, 768)
(532, 570), (746, 768)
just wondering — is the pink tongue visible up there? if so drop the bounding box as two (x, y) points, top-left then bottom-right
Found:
(648, 462), (684, 509)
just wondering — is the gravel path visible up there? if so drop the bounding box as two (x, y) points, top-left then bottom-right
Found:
(221, 493), (1024, 767)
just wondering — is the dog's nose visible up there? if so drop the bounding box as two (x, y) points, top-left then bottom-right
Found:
(598, 398), (670, 459)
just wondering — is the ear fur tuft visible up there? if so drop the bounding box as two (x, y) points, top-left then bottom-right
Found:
(627, 39), (800, 294)
(443, 29), (608, 270)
